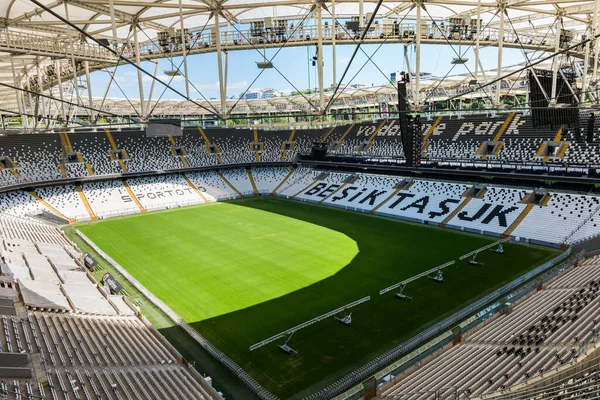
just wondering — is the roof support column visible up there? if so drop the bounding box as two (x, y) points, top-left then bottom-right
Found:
(214, 11), (227, 119)
(550, 17), (562, 104)
(10, 58), (27, 129)
(36, 58), (47, 125)
(495, 2), (505, 107)
(64, 2), (82, 117)
(145, 61), (160, 116)
(359, 0), (364, 29)
(84, 61), (94, 124)
(592, 0), (600, 98)
(582, 23), (592, 104)
(415, 1), (422, 109)
(474, 0), (482, 82)
(179, 0), (191, 99)
(109, 0), (118, 44)
(317, 3), (325, 112)
(132, 23), (146, 117)
(332, 0), (337, 88)
(56, 60), (66, 124)
(224, 50), (229, 126)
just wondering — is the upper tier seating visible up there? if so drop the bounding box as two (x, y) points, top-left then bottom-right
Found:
(257, 130), (291, 162)
(0, 169), (22, 187)
(379, 255), (600, 398)
(174, 130), (218, 168)
(0, 134), (62, 183)
(496, 114), (557, 163)
(204, 128), (255, 165)
(112, 130), (184, 172)
(63, 162), (89, 178)
(285, 129), (327, 162)
(328, 121), (406, 159)
(69, 132), (122, 175)
(424, 115), (504, 160)
(0, 113), (596, 190)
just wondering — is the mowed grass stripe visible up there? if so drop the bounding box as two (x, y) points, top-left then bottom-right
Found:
(78, 197), (559, 398)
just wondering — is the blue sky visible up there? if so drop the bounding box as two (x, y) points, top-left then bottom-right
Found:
(90, 43), (528, 101)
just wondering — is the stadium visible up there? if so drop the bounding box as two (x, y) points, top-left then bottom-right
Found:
(0, 0), (600, 399)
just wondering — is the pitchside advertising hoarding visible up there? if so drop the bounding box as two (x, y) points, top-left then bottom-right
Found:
(82, 252), (98, 271)
(379, 102), (389, 119)
(102, 273), (123, 295)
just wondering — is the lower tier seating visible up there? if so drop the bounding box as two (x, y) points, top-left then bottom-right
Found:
(379, 255), (600, 399)
(1, 168), (599, 245)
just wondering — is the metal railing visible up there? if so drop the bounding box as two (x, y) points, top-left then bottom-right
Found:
(0, 29), (116, 61)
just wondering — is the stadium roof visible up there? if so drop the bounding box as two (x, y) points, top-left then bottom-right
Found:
(0, 0), (597, 124)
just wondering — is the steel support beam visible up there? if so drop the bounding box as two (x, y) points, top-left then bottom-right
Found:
(84, 61), (94, 123)
(415, 2), (422, 108)
(332, 0), (337, 88)
(146, 61), (160, 116)
(550, 18), (562, 104)
(317, 4), (325, 111)
(36, 58), (47, 124)
(593, 0), (600, 88)
(214, 12), (227, 118)
(495, 5), (505, 106)
(133, 23), (146, 117)
(56, 60), (66, 123)
(359, 0), (364, 28)
(180, 0), (191, 99)
(10, 58), (27, 128)
(474, 0), (482, 81)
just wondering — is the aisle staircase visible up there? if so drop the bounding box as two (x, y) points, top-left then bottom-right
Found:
(502, 204), (534, 237)
(271, 167), (296, 195)
(121, 181), (146, 212)
(28, 191), (75, 223)
(182, 174), (209, 203)
(76, 185), (98, 220)
(247, 169), (259, 195)
(197, 127), (223, 164)
(440, 197), (472, 227)
(216, 171), (243, 197)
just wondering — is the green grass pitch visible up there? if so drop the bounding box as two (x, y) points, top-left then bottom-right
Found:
(77, 197), (559, 398)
